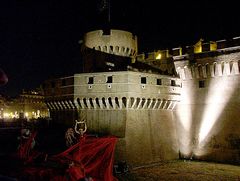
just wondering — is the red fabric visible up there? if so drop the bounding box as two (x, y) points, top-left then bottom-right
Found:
(52, 135), (118, 181)
(17, 131), (37, 162)
(66, 165), (85, 181)
(17, 134), (118, 181)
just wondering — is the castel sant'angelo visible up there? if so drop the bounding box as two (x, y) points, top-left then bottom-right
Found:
(43, 29), (240, 167)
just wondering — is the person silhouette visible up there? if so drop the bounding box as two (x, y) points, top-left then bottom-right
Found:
(0, 68), (8, 86)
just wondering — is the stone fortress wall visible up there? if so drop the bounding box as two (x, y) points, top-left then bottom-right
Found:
(44, 71), (181, 166)
(43, 28), (240, 166)
(133, 36), (240, 163)
(173, 38), (240, 163)
(84, 29), (138, 58)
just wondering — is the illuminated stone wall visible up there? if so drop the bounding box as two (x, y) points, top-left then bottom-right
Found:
(74, 109), (178, 167)
(174, 48), (240, 163)
(84, 29), (138, 58)
(122, 110), (178, 166)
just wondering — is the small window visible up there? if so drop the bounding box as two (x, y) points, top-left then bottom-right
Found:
(109, 46), (113, 53)
(171, 80), (176, 86)
(106, 76), (113, 83)
(157, 79), (162, 85)
(199, 80), (205, 88)
(141, 77), (147, 84)
(88, 77), (94, 84)
(62, 79), (66, 86)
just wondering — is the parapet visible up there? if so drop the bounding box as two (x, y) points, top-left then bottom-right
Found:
(83, 29), (138, 58)
(138, 36), (240, 62)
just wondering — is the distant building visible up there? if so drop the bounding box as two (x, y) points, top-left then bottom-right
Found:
(0, 89), (49, 120)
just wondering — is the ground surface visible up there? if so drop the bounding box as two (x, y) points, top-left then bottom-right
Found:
(116, 160), (240, 181)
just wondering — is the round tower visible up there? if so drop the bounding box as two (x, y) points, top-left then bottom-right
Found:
(83, 29), (138, 58)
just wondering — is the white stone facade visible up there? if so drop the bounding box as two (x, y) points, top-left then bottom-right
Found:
(45, 71), (181, 112)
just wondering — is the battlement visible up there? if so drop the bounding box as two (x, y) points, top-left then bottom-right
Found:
(137, 36), (240, 62)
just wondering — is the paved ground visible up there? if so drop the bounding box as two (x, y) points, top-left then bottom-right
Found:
(116, 160), (240, 181)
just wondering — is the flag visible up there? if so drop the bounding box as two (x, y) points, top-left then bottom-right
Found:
(98, 0), (108, 12)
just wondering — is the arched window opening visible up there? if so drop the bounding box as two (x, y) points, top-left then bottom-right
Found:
(89, 98), (94, 108)
(122, 97), (127, 108)
(108, 97), (113, 108)
(115, 97), (120, 108)
(96, 98), (100, 108)
(83, 98), (88, 108)
(102, 97), (107, 108)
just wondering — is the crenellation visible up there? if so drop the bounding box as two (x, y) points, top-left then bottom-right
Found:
(53, 102), (59, 110)
(59, 101), (65, 110)
(175, 58), (240, 81)
(64, 101), (70, 109)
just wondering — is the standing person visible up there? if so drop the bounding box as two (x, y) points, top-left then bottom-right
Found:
(17, 122), (36, 162)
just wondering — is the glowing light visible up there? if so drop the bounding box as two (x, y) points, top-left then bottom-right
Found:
(194, 39), (203, 53)
(197, 77), (238, 154)
(156, 53), (161, 60)
(3, 113), (10, 118)
(25, 112), (29, 117)
(37, 110), (40, 118)
(210, 41), (217, 51)
(175, 78), (195, 156)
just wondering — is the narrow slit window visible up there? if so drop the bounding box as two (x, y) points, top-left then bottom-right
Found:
(88, 77), (94, 84)
(157, 79), (162, 85)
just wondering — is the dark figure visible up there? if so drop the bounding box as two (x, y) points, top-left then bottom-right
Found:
(0, 68), (8, 86)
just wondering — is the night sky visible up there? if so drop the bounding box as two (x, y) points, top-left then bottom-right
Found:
(0, 0), (239, 96)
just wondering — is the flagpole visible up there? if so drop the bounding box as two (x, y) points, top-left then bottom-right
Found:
(108, 0), (111, 24)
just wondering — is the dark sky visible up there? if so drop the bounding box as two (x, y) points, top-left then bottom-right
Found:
(0, 0), (239, 96)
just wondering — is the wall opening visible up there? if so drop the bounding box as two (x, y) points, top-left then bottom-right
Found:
(171, 80), (176, 86)
(115, 97), (120, 108)
(122, 97), (127, 108)
(96, 98), (100, 108)
(83, 98), (88, 108)
(157, 78), (162, 85)
(141, 77), (147, 84)
(88, 77), (94, 84)
(106, 76), (113, 83)
(89, 98), (94, 108)
(108, 97), (113, 108)
(102, 97), (107, 108)
(199, 80), (205, 88)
